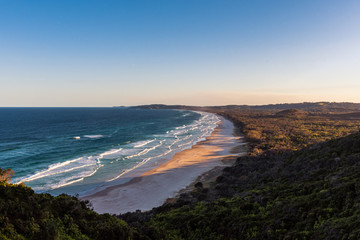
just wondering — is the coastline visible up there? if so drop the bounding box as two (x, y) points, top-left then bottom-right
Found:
(81, 115), (245, 214)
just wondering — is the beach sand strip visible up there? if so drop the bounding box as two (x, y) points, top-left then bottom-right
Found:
(82, 116), (244, 214)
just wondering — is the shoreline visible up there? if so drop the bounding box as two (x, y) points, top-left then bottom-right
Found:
(81, 115), (245, 214)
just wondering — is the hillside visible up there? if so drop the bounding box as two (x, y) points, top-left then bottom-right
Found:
(131, 102), (360, 113)
(120, 105), (360, 239)
(139, 132), (360, 239)
(0, 181), (147, 239)
(275, 109), (307, 117)
(2, 103), (360, 239)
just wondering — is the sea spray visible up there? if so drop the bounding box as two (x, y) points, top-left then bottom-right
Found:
(0, 108), (218, 196)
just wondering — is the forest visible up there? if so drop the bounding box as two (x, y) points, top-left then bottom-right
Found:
(2, 102), (360, 239)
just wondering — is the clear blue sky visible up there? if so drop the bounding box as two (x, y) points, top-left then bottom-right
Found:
(1, 0), (359, 106)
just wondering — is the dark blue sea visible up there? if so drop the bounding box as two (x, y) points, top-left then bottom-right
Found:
(0, 108), (218, 196)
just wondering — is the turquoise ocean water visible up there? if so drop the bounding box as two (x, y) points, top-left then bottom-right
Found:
(0, 108), (218, 196)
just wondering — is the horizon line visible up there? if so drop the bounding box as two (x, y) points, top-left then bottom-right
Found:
(1, 101), (360, 108)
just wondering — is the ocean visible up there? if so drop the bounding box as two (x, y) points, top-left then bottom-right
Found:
(0, 108), (218, 196)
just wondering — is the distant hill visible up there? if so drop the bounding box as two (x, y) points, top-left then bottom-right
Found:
(130, 102), (360, 113)
(324, 112), (360, 120)
(250, 102), (360, 113)
(276, 109), (308, 117)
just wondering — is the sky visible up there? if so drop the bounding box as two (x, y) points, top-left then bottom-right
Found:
(0, 0), (359, 107)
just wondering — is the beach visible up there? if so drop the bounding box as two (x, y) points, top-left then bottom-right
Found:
(82, 116), (244, 214)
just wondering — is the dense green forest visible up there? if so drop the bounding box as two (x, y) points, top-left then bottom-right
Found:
(2, 102), (360, 239)
(0, 180), (147, 239)
(122, 103), (360, 239)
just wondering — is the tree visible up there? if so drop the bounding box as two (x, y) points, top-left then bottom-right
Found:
(0, 168), (14, 183)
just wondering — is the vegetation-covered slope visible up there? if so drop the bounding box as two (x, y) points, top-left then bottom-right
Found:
(0, 181), (146, 240)
(143, 132), (360, 239)
(2, 102), (360, 239)
(122, 104), (360, 239)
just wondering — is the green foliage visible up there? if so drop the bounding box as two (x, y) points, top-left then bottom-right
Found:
(139, 108), (360, 239)
(0, 181), (145, 239)
(3, 104), (360, 239)
(218, 110), (360, 156)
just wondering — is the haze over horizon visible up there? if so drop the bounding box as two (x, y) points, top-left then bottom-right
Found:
(1, 1), (360, 107)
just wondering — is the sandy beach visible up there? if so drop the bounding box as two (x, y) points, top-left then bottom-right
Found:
(82, 115), (244, 214)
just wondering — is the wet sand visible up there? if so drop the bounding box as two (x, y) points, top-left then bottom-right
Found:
(82, 116), (244, 214)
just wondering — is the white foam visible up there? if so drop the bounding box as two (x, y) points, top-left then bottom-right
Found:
(106, 111), (220, 183)
(107, 143), (172, 182)
(16, 146), (124, 186)
(99, 148), (123, 159)
(134, 139), (156, 148)
(21, 110), (221, 193)
(83, 135), (105, 139)
(17, 156), (97, 183)
(172, 129), (189, 136)
(125, 140), (164, 159)
(51, 163), (103, 190)
(178, 140), (194, 148)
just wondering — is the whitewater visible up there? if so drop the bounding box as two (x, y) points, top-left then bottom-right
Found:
(0, 108), (218, 196)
